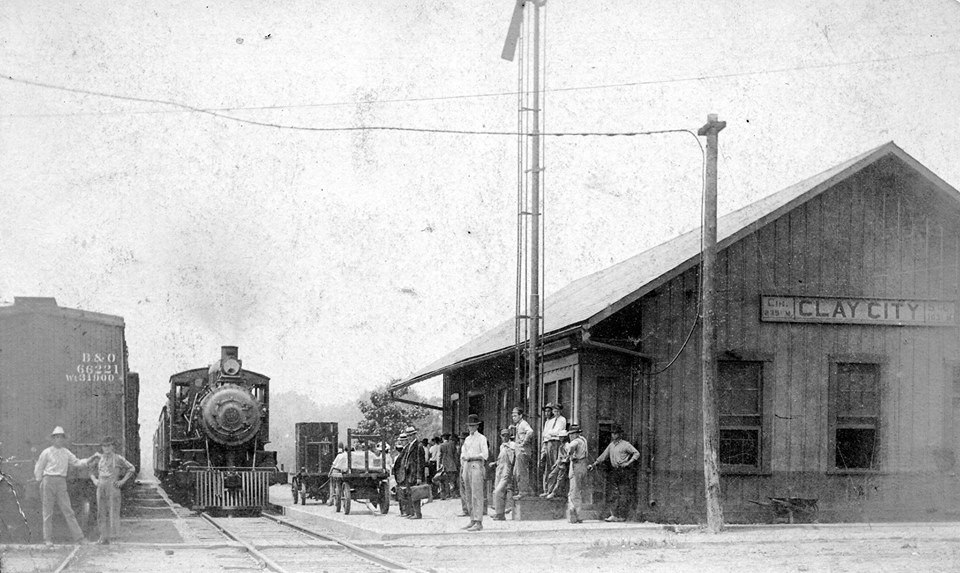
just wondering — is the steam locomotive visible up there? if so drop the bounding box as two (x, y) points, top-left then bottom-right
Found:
(154, 346), (281, 513)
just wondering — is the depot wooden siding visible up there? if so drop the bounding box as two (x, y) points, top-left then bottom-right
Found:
(632, 157), (960, 517)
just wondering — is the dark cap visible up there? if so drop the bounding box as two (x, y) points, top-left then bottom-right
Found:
(500, 428), (511, 436)
(512, 407), (524, 416)
(567, 424), (581, 434)
(100, 436), (117, 446)
(467, 414), (481, 426)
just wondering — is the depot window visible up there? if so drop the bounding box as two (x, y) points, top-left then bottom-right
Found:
(830, 361), (881, 471)
(718, 360), (765, 470)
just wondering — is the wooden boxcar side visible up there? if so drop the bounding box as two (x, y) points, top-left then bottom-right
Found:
(0, 297), (139, 542)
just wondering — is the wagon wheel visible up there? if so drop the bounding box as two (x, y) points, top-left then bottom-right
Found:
(379, 480), (390, 514)
(342, 482), (352, 515)
(806, 501), (820, 524)
(335, 485), (342, 513)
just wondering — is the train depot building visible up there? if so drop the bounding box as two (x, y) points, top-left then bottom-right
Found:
(394, 142), (960, 523)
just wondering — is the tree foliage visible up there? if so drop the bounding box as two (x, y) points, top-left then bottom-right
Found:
(356, 382), (441, 443)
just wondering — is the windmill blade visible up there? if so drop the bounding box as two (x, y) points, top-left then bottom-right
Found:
(501, 0), (526, 61)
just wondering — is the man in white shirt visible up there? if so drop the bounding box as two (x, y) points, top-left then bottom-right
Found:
(459, 414), (489, 531)
(33, 426), (96, 545)
(540, 402), (567, 495)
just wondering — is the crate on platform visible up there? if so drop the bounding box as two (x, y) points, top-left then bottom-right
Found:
(511, 496), (565, 520)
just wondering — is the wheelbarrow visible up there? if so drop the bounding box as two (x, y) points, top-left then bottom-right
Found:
(749, 497), (819, 523)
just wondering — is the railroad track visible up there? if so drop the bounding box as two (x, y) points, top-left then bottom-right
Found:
(201, 512), (427, 573)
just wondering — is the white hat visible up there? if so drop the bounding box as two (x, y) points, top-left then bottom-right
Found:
(51, 426), (65, 436)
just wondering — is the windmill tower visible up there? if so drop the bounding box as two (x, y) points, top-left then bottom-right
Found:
(503, 0), (546, 428)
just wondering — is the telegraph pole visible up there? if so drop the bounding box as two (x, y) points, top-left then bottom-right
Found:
(698, 113), (726, 533)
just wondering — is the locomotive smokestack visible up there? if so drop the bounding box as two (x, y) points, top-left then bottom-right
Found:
(221, 346), (238, 361)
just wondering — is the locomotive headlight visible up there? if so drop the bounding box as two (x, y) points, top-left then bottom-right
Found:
(221, 358), (241, 376)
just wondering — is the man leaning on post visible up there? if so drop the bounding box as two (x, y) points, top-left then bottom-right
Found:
(34, 426), (97, 545)
(490, 426), (516, 521)
(511, 407), (535, 499)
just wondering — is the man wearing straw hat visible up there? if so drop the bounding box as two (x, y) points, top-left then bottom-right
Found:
(33, 426), (97, 545)
(397, 426), (426, 519)
(459, 414), (488, 531)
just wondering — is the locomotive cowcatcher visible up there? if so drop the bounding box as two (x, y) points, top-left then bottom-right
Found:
(154, 346), (281, 514)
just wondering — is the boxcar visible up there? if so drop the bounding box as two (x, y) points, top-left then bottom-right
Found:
(0, 297), (140, 543)
(292, 422), (338, 504)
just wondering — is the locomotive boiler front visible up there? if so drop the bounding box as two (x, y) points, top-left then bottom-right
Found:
(157, 345), (280, 514)
(199, 384), (262, 446)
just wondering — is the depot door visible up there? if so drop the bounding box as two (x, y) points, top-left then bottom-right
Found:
(468, 393), (485, 435)
(594, 359), (650, 517)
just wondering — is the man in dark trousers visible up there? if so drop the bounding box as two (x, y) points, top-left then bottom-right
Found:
(588, 425), (640, 522)
(393, 431), (409, 516)
(432, 434), (458, 499)
(397, 426), (426, 519)
(291, 466), (306, 505)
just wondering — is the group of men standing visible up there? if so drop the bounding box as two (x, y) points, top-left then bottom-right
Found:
(33, 426), (136, 545)
(453, 404), (598, 527)
(329, 404), (641, 528)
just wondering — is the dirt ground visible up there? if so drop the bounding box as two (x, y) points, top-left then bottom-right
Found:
(379, 525), (960, 572)
(274, 485), (960, 572)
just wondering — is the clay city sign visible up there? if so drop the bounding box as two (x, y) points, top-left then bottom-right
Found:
(760, 295), (958, 326)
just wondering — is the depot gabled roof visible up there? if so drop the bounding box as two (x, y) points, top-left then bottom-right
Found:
(392, 142), (959, 391)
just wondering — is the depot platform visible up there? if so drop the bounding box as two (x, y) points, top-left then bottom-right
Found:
(271, 485), (665, 542)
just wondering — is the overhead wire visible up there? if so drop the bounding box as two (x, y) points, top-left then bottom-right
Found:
(646, 130), (706, 377)
(0, 73), (705, 138)
(2, 45), (959, 119)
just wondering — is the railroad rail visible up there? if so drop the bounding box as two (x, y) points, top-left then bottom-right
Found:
(52, 546), (81, 573)
(201, 512), (426, 573)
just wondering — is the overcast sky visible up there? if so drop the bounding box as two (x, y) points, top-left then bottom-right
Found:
(2, 1), (959, 436)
